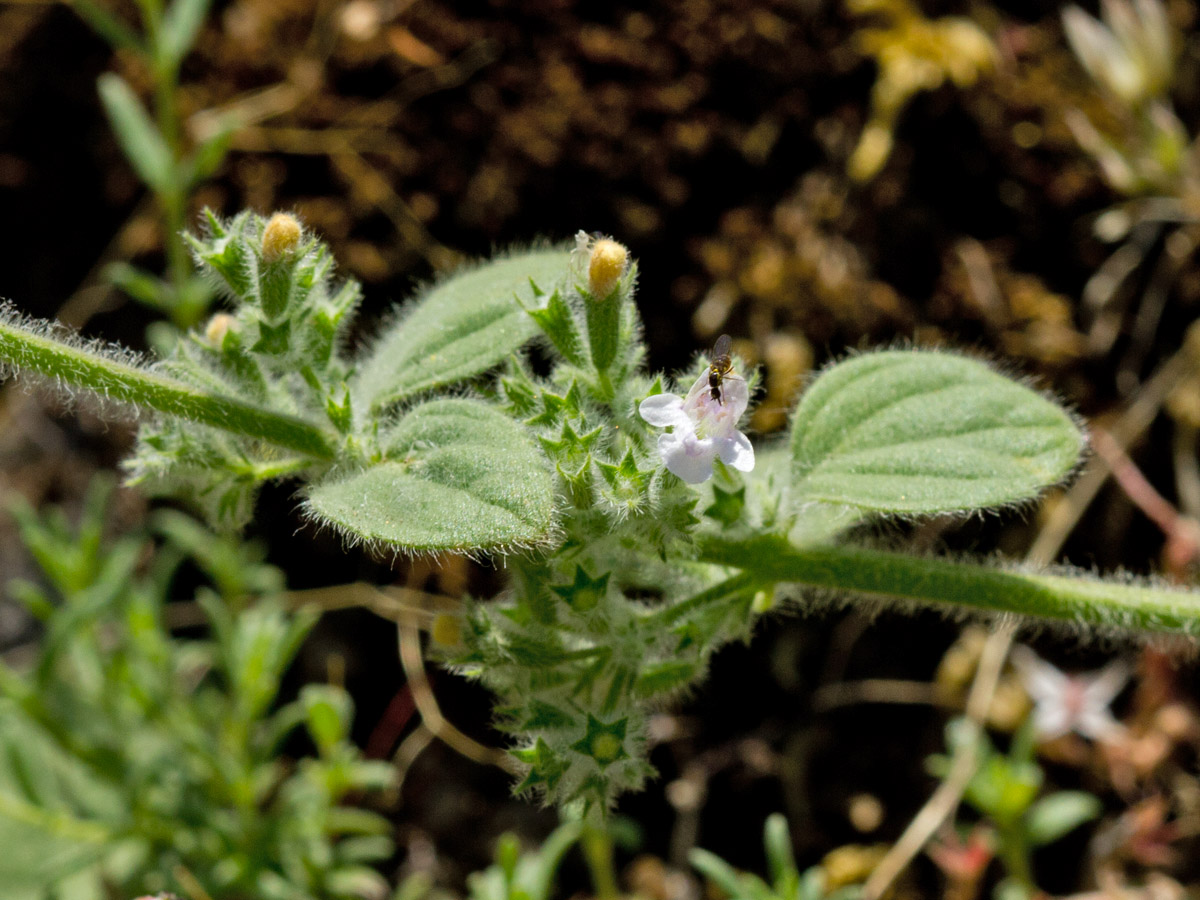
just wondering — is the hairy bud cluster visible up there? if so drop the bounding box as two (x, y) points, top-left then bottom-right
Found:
(129, 210), (362, 527)
(455, 237), (762, 817)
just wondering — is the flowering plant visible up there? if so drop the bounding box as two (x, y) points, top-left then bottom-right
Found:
(639, 365), (755, 483)
(1, 212), (1199, 824)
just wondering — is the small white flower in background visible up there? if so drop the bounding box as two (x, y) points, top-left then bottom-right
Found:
(638, 370), (755, 484)
(1061, 0), (1174, 107)
(1011, 645), (1130, 742)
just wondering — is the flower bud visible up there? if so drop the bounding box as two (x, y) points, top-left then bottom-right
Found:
(588, 238), (628, 299)
(204, 312), (237, 346)
(431, 612), (462, 648)
(261, 212), (303, 263)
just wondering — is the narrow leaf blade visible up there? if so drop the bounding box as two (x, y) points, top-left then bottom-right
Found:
(160, 0), (212, 68)
(306, 399), (554, 552)
(0, 802), (107, 893)
(0, 704), (114, 892)
(789, 351), (1084, 515)
(72, 0), (143, 52)
(184, 120), (234, 185)
(354, 249), (568, 412)
(97, 74), (173, 194)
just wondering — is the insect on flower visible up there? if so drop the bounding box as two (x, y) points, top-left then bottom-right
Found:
(638, 335), (754, 484)
(707, 334), (737, 404)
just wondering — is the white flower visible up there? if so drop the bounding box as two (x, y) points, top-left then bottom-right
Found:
(638, 371), (755, 484)
(1011, 646), (1129, 742)
(1062, 0), (1174, 107)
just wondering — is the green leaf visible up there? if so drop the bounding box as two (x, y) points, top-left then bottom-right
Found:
(105, 261), (170, 311)
(301, 685), (352, 755)
(1026, 791), (1102, 846)
(326, 866), (390, 899)
(354, 248), (568, 412)
(0, 705), (115, 894)
(689, 848), (773, 900)
(97, 74), (173, 195)
(0, 803), (107, 895)
(184, 120), (235, 185)
(633, 661), (697, 697)
(72, 0), (143, 52)
(688, 849), (749, 899)
(527, 289), (585, 366)
(306, 399), (554, 552)
(763, 814), (798, 895)
(159, 0), (212, 69)
(521, 820), (583, 900)
(789, 351), (1084, 516)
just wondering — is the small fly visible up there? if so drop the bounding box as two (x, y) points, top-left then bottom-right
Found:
(707, 334), (735, 405)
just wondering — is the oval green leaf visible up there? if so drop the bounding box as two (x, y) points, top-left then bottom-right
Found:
(306, 399), (554, 552)
(1026, 791), (1102, 846)
(354, 248), (568, 413)
(789, 351), (1084, 515)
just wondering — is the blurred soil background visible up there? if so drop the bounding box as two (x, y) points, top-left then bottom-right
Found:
(3, 0), (1200, 895)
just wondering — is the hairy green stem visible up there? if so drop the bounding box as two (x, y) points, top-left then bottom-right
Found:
(696, 535), (1200, 636)
(648, 571), (759, 626)
(0, 318), (335, 459)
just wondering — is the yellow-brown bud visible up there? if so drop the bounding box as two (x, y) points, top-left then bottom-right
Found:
(588, 238), (628, 299)
(204, 312), (237, 346)
(430, 612), (463, 648)
(261, 212), (303, 263)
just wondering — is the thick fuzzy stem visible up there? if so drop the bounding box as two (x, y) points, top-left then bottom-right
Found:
(696, 534), (1200, 636)
(0, 314), (334, 460)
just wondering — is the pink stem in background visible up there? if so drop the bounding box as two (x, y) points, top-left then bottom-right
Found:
(1090, 427), (1200, 578)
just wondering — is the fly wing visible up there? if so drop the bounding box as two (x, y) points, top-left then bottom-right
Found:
(712, 333), (732, 360)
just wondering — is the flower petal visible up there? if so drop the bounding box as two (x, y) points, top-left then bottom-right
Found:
(1033, 702), (1072, 740)
(1011, 646), (1068, 702)
(1076, 706), (1125, 742)
(639, 393), (689, 428)
(717, 430), (755, 472)
(683, 372), (712, 407)
(659, 432), (717, 483)
(1083, 660), (1130, 706)
(718, 374), (749, 417)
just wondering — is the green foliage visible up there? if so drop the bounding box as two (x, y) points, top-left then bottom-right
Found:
(466, 821), (584, 900)
(159, 0), (213, 70)
(97, 73), (173, 195)
(1024, 791), (1104, 846)
(1, 480), (395, 899)
(122, 212), (559, 549)
(690, 814), (859, 900)
(12, 0), (1200, 890)
(3, 215), (1198, 820)
(354, 249), (567, 412)
(307, 399), (555, 552)
(927, 719), (1101, 896)
(81, 0), (223, 332)
(789, 351), (1084, 516)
